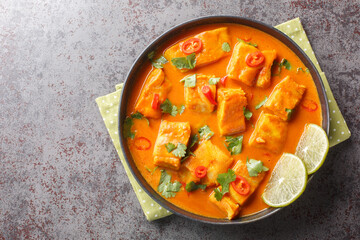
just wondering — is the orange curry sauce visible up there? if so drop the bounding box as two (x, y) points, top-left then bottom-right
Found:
(125, 24), (322, 219)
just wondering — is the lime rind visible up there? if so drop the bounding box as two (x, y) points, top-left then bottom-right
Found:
(295, 124), (329, 174)
(262, 153), (307, 207)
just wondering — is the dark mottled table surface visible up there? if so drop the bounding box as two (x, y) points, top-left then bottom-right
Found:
(1, 0), (359, 239)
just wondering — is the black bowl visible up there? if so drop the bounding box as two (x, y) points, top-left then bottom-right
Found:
(118, 16), (330, 224)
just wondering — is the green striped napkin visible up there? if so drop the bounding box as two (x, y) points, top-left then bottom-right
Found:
(95, 18), (351, 221)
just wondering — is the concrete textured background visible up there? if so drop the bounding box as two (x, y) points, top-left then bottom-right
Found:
(0, 0), (359, 239)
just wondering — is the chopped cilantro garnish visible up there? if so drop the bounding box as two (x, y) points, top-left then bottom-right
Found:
(185, 181), (206, 192)
(225, 136), (243, 155)
(131, 111), (149, 125)
(158, 170), (182, 198)
(248, 42), (258, 47)
(147, 51), (155, 60)
(145, 166), (158, 175)
(215, 169), (237, 201)
(180, 74), (197, 88)
(179, 105), (185, 115)
(285, 108), (294, 120)
(171, 53), (196, 69)
(123, 117), (135, 139)
(165, 143), (176, 153)
(188, 134), (199, 149)
(246, 158), (269, 177)
(172, 143), (187, 158)
(131, 112), (143, 119)
(160, 99), (178, 116)
(280, 59), (291, 70)
(152, 56), (168, 68)
(255, 96), (268, 110)
(181, 156), (190, 163)
(222, 42), (231, 52)
(147, 51), (168, 69)
(208, 77), (220, 85)
(272, 59), (292, 76)
(123, 112), (151, 139)
(243, 107), (253, 120)
(297, 67), (310, 73)
(214, 188), (223, 201)
(198, 125), (214, 140)
(165, 142), (187, 158)
(181, 134), (199, 162)
(237, 38), (258, 47)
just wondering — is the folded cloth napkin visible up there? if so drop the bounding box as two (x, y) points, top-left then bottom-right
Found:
(95, 18), (351, 221)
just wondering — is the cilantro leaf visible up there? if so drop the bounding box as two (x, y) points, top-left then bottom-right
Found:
(123, 117), (135, 139)
(147, 51), (168, 69)
(145, 166), (158, 175)
(243, 107), (253, 120)
(297, 67), (309, 73)
(237, 38), (258, 47)
(272, 59), (292, 76)
(158, 170), (182, 198)
(198, 125), (214, 140)
(165, 142), (187, 158)
(160, 99), (178, 116)
(123, 112), (150, 139)
(222, 42), (231, 52)
(165, 143), (176, 153)
(208, 77), (220, 85)
(188, 134), (199, 149)
(185, 181), (207, 192)
(179, 105), (185, 115)
(255, 96), (268, 110)
(181, 155), (190, 163)
(181, 134), (198, 162)
(171, 53), (196, 69)
(246, 158), (269, 177)
(152, 56), (168, 69)
(131, 112), (143, 119)
(217, 169), (236, 193)
(281, 59), (291, 70)
(131, 111), (150, 125)
(147, 51), (155, 60)
(285, 108), (294, 120)
(225, 136), (243, 155)
(271, 60), (280, 76)
(214, 188), (223, 201)
(172, 143), (187, 158)
(180, 74), (197, 88)
(215, 169), (237, 201)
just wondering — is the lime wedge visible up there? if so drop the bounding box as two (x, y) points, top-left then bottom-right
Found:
(295, 123), (329, 174)
(262, 153), (307, 207)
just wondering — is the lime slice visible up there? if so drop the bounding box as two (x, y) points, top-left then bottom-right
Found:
(262, 153), (307, 207)
(295, 123), (329, 174)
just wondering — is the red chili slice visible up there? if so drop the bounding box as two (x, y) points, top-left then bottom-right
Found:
(134, 137), (151, 150)
(151, 94), (160, 110)
(245, 51), (265, 67)
(301, 99), (318, 112)
(181, 38), (203, 54)
(231, 176), (250, 196)
(195, 166), (207, 178)
(220, 76), (227, 86)
(201, 86), (217, 105)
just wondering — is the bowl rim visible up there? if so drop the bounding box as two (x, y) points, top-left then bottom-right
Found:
(118, 15), (330, 225)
